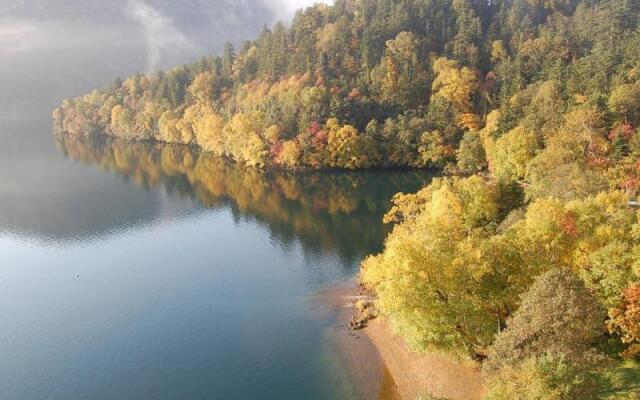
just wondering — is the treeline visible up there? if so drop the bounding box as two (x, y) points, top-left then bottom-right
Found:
(54, 0), (639, 172)
(338, 1), (640, 399)
(56, 134), (430, 264)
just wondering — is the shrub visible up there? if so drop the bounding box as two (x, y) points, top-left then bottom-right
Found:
(484, 269), (606, 375)
(484, 353), (603, 400)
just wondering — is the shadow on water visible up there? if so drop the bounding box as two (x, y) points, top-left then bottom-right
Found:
(55, 133), (435, 267)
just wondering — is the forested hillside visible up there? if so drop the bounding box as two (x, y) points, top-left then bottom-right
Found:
(53, 0), (640, 397)
(55, 0), (640, 173)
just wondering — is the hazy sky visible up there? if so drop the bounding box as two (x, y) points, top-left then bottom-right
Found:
(0, 0), (333, 71)
(0, 0), (331, 23)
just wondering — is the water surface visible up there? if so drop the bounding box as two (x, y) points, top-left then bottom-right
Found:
(0, 18), (433, 400)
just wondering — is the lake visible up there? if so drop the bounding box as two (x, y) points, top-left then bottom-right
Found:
(0, 19), (432, 400)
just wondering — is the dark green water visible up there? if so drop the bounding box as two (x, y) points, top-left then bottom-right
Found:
(0, 20), (433, 400)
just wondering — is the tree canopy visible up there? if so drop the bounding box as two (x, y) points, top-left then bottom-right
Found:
(51, 0), (640, 178)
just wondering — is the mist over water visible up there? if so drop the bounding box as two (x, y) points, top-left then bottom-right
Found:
(0, 0), (336, 239)
(0, 1), (411, 399)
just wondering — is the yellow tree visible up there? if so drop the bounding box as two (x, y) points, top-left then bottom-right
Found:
(608, 83), (640, 124)
(110, 105), (136, 138)
(222, 111), (269, 167)
(188, 71), (216, 104)
(361, 177), (516, 356)
(492, 125), (539, 182)
(431, 57), (480, 130)
(158, 110), (182, 144)
(277, 140), (303, 169)
(192, 105), (225, 155)
(326, 120), (361, 169)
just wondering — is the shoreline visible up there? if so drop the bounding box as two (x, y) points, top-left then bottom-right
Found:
(363, 318), (485, 400)
(319, 281), (484, 400)
(317, 282), (402, 400)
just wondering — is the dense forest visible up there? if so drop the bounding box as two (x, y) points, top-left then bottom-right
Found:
(54, 0), (640, 398)
(54, 0), (640, 174)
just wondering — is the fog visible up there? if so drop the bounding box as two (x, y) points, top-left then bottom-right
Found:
(0, 0), (332, 101)
(125, 0), (200, 72)
(0, 0), (331, 240)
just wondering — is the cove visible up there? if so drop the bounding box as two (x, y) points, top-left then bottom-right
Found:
(0, 134), (433, 399)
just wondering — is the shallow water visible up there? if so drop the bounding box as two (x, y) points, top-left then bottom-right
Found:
(0, 18), (432, 400)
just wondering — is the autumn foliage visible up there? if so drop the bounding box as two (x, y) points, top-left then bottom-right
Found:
(608, 284), (640, 358)
(53, 0), (640, 394)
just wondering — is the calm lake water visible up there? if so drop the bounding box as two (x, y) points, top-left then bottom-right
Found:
(0, 19), (432, 400)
